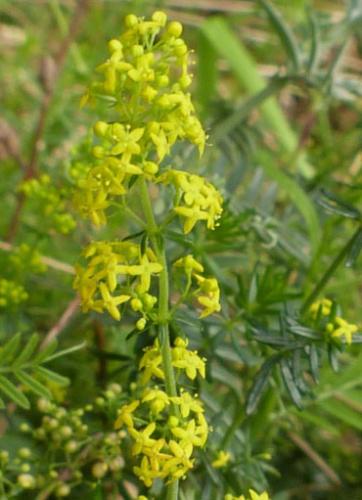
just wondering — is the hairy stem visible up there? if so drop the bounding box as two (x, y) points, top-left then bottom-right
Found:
(139, 177), (179, 500)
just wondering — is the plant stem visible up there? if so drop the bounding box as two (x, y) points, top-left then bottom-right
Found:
(302, 226), (362, 314)
(139, 177), (179, 500)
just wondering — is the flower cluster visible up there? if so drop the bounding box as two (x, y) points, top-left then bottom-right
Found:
(74, 241), (162, 324)
(74, 10), (210, 227)
(71, 11), (223, 493)
(20, 175), (76, 234)
(115, 337), (208, 487)
(0, 278), (28, 308)
(309, 298), (359, 345)
(160, 170), (223, 234)
(174, 255), (221, 317)
(10, 243), (47, 274)
(0, 386), (126, 497)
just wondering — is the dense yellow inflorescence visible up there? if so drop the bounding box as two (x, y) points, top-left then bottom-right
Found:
(225, 490), (270, 500)
(72, 10), (223, 493)
(114, 337), (208, 486)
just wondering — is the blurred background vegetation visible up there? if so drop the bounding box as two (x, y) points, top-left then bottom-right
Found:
(0, 0), (361, 499)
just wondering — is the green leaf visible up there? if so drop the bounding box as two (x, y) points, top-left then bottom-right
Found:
(0, 333), (22, 366)
(14, 370), (52, 400)
(246, 355), (281, 415)
(0, 374), (30, 409)
(256, 150), (321, 253)
(34, 366), (69, 386)
(258, 0), (301, 71)
(309, 344), (319, 383)
(201, 16), (314, 178)
(280, 358), (303, 409)
(319, 398), (362, 431)
(196, 32), (217, 114)
(33, 340), (58, 364)
(44, 341), (86, 362)
(13, 333), (40, 367)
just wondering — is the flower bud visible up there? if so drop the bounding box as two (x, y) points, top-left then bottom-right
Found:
(65, 440), (78, 454)
(136, 318), (146, 330)
(93, 121), (108, 137)
(152, 11), (167, 27)
(92, 462), (108, 479)
(109, 456), (124, 471)
(108, 39), (122, 54)
(17, 473), (36, 489)
(60, 426), (73, 439)
(56, 483), (71, 497)
(167, 21), (183, 38)
(18, 448), (31, 459)
(125, 14), (138, 28)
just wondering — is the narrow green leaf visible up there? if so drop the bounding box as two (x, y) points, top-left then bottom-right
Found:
(346, 227), (362, 268)
(14, 370), (52, 400)
(0, 333), (22, 366)
(44, 342), (86, 362)
(0, 375), (30, 409)
(258, 0), (301, 71)
(34, 366), (69, 386)
(0, 396), (5, 409)
(33, 340), (58, 364)
(256, 150), (321, 253)
(246, 355), (281, 415)
(13, 333), (40, 367)
(319, 399), (362, 431)
(196, 32), (217, 114)
(309, 344), (319, 383)
(201, 16), (314, 178)
(280, 358), (303, 409)
(292, 409), (339, 435)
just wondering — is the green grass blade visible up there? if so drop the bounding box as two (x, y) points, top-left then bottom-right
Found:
(201, 17), (314, 178)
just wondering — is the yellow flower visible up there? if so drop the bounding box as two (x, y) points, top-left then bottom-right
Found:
(212, 450), (231, 468)
(114, 400), (140, 429)
(139, 343), (165, 383)
(159, 170), (223, 234)
(195, 275), (221, 318)
(171, 390), (205, 418)
(172, 337), (206, 380)
(174, 255), (204, 277)
(133, 456), (155, 487)
(129, 422), (157, 455)
(327, 316), (358, 345)
(171, 418), (205, 448)
(142, 388), (170, 414)
(309, 298), (332, 318)
(98, 282), (130, 320)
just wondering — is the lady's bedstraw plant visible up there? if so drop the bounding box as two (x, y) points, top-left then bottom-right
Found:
(72, 11), (223, 498)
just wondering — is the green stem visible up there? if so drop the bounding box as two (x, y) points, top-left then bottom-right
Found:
(302, 226), (362, 314)
(139, 177), (179, 500)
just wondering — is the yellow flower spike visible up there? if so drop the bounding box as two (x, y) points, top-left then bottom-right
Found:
(114, 400), (140, 429)
(212, 450), (231, 468)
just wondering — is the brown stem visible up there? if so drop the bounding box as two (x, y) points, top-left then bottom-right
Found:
(40, 296), (80, 349)
(288, 431), (341, 485)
